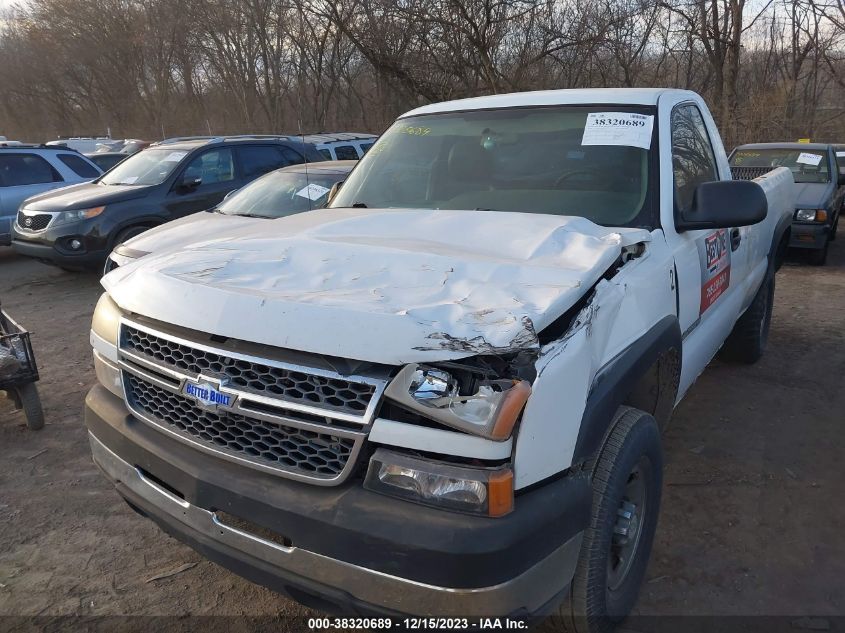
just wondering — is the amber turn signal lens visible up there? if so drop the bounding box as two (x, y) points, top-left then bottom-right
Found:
(490, 381), (532, 440)
(488, 469), (514, 517)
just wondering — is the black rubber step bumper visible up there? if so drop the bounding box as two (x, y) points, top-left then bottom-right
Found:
(85, 385), (590, 616)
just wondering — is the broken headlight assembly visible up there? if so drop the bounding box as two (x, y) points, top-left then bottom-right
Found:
(383, 362), (532, 441)
(364, 448), (514, 517)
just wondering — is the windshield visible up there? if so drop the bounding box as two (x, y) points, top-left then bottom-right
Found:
(217, 169), (347, 218)
(730, 148), (830, 183)
(329, 106), (656, 227)
(100, 148), (188, 186)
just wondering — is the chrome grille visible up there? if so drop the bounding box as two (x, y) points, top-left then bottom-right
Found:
(17, 211), (52, 231)
(125, 374), (356, 478)
(122, 325), (375, 416)
(117, 319), (386, 485)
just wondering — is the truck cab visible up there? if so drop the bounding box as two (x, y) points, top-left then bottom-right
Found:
(85, 89), (793, 631)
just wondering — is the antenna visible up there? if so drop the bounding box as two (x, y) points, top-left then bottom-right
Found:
(296, 3), (312, 211)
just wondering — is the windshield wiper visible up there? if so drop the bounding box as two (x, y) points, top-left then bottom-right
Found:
(352, 202), (368, 208)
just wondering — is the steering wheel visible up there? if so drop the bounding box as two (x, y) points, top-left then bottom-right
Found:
(554, 169), (604, 188)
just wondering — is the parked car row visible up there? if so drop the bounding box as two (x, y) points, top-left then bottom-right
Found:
(6, 134), (356, 269)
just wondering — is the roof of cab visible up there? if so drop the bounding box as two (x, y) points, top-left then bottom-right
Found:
(735, 142), (832, 151)
(401, 88), (695, 118)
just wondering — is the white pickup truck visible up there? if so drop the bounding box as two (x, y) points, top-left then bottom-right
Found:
(85, 89), (793, 630)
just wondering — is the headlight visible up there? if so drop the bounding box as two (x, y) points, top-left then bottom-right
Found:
(384, 363), (531, 441)
(795, 209), (826, 222)
(93, 349), (123, 398)
(364, 449), (514, 517)
(91, 293), (121, 347)
(55, 206), (106, 226)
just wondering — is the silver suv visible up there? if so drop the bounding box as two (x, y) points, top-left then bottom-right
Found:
(0, 146), (102, 246)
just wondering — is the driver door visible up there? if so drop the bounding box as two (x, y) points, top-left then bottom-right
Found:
(665, 103), (750, 394)
(165, 148), (237, 218)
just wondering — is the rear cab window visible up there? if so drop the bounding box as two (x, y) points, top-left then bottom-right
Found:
(0, 153), (63, 187)
(58, 153), (100, 178)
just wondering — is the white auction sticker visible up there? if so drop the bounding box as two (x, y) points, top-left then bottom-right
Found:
(163, 151), (187, 162)
(581, 112), (654, 150)
(796, 152), (822, 166)
(295, 183), (331, 201)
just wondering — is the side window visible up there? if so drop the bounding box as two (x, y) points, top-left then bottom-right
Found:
(238, 146), (286, 179)
(671, 104), (719, 214)
(182, 149), (235, 186)
(318, 148), (332, 160)
(360, 142), (375, 154)
(334, 145), (359, 160)
(58, 153), (100, 178)
(0, 154), (63, 187)
(280, 146), (305, 166)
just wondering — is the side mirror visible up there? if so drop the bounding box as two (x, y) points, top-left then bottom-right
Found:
(327, 180), (343, 205)
(178, 174), (202, 191)
(676, 180), (767, 232)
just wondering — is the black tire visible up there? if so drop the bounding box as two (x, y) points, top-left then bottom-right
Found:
(16, 383), (44, 430)
(719, 269), (774, 364)
(556, 407), (663, 633)
(807, 240), (829, 266)
(114, 225), (150, 247)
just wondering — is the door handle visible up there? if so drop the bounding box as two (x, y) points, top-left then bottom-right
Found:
(730, 228), (741, 251)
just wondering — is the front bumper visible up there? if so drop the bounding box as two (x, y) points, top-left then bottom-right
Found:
(11, 237), (107, 267)
(11, 217), (110, 267)
(789, 222), (829, 250)
(85, 385), (589, 616)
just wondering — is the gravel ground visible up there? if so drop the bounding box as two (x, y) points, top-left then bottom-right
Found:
(0, 231), (843, 630)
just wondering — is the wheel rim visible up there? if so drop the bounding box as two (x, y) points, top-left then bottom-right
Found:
(607, 458), (649, 592)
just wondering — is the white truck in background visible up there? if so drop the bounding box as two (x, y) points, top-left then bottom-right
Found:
(85, 89), (793, 631)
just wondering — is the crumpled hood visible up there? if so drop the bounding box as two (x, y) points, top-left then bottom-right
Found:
(24, 181), (151, 211)
(122, 212), (255, 255)
(793, 182), (833, 208)
(103, 208), (649, 365)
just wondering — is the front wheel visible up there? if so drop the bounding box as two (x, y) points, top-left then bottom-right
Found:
(16, 383), (44, 430)
(556, 407), (663, 633)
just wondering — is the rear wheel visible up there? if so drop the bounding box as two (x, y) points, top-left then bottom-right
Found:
(720, 268), (774, 363)
(556, 407), (662, 633)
